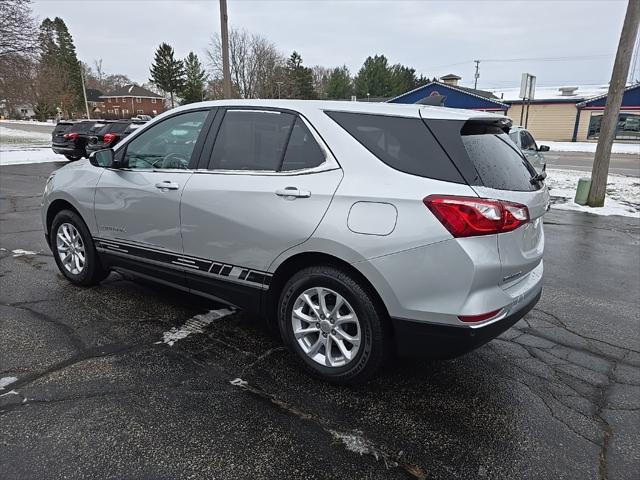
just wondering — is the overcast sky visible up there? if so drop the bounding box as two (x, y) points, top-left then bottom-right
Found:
(31, 0), (635, 91)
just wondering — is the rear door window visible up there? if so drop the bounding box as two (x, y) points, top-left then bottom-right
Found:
(210, 110), (295, 171)
(110, 122), (129, 134)
(461, 124), (538, 191)
(326, 111), (464, 183)
(281, 118), (325, 171)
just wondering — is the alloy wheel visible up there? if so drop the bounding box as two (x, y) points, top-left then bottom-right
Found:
(291, 287), (361, 368)
(56, 223), (86, 275)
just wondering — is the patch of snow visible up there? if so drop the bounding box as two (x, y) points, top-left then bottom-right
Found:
(12, 249), (37, 257)
(230, 378), (248, 387)
(489, 84), (609, 102)
(0, 390), (19, 397)
(540, 141), (639, 155)
(157, 308), (235, 346)
(0, 119), (55, 126)
(0, 377), (18, 389)
(546, 168), (640, 218)
(0, 126), (51, 141)
(0, 146), (63, 165)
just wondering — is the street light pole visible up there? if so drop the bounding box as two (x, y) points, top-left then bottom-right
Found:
(80, 63), (90, 119)
(219, 0), (232, 99)
(587, 0), (640, 207)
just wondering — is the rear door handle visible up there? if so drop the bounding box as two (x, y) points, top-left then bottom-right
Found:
(275, 187), (311, 198)
(155, 181), (180, 191)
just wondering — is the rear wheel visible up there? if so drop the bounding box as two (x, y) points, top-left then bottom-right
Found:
(278, 265), (389, 384)
(51, 210), (108, 286)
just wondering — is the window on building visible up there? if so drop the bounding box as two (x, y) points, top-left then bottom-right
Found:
(588, 112), (640, 141)
(151, 98), (157, 104)
(123, 109), (129, 115)
(107, 109), (113, 114)
(136, 97), (142, 103)
(108, 98), (112, 103)
(137, 109), (144, 114)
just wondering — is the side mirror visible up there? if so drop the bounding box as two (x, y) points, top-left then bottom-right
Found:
(538, 145), (550, 152)
(89, 148), (117, 168)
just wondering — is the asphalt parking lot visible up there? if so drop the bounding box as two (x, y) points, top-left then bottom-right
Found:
(1, 160), (639, 480)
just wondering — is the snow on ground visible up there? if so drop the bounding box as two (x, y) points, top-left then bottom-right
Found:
(0, 146), (62, 166)
(0, 377), (18, 390)
(157, 308), (235, 346)
(0, 126), (51, 142)
(540, 141), (639, 155)
(546, 168), (640, 218)
(0, 119), (55, 126)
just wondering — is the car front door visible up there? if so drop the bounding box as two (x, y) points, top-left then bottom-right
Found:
(180, 108), (343, 307)
(93, 108), (214, 287)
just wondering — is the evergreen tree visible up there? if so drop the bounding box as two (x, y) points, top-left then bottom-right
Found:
(326, 66), (353, 99)
(285, 51), (316, 99)
(181, 52), (207, 104)
(53, 17), (83, 115)
(389, 64), (420, 97)
(354, 55), (392, 98)
(149, 42), (185, 108)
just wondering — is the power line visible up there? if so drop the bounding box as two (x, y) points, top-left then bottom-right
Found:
(424, 53), (614, 71)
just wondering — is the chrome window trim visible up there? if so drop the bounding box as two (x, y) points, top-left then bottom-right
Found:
(200, 110), (340, 175)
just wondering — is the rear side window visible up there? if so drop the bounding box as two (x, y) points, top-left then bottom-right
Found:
(281, 118), (325, 171)
(53, 123), (73, 135)
(326, 111), (464, 183)
(461, 124), (538, 191)
(210, 110), (295, 171)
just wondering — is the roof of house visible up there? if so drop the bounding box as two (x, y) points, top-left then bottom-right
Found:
(489, 84), (610, 103)
(101, 84), (163, 99)
(388, 81), (508, 107)
(85, 88), (103, 102)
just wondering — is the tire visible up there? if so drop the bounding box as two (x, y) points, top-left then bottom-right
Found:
(278, 265), (390, 384)
(51, 209), (109, 286)
(64, 154), (81, 161)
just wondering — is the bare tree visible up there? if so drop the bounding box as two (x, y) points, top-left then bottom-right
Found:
(207, 27), (285, 99)
(311, 65), (332, 99)
(0, 0), (39, 57)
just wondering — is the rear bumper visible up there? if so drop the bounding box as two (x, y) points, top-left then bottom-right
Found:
(52, 145), (83, 156)
(391, 287), (541, 358)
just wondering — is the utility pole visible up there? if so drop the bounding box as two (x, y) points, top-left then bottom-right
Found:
(219, 0), (232, 99)
(473, 60), (480, 89)
(80, 63), (90, 119)
(587, 0), (640, 207)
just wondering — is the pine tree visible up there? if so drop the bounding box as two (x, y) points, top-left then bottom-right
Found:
(53, 17), (83, 116)
(149, 42), (185, 108)
(180, 52), (207, 104)
(354, 55), (392, 98)
(326, 66), (353, 99)
(285, 51), (316, 99)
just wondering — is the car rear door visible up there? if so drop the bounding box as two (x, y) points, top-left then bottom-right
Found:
(93, 108), (215, 287)
(458, 122), (549, 286)
(179, 108), (342, 307)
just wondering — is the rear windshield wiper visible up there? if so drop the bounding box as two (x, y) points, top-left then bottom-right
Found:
(530, 171), (547, 184)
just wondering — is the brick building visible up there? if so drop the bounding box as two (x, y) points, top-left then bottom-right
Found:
(100, 84), (164, 119)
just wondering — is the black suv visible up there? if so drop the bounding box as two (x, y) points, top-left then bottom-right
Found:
(51, 120), (110, 161)
(86, 120), (145, 155)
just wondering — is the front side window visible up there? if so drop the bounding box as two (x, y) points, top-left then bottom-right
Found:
(123, 110), (208, 170)
(210, 110), (295, 171)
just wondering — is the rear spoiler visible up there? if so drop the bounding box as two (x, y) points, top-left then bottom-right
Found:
(461, 117), (512, 135)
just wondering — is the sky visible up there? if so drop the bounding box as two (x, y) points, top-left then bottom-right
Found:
(30, 0), (635, 92)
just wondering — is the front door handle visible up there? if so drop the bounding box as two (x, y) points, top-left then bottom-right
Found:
(155, 181), (180, 191)
(275, 187), (311, 198)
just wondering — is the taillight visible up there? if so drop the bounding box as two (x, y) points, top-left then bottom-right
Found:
(64, 132), (79, 140)
(103, 133), (117, 144)
(458, 309), (502, 323)
(424, 195), (529, 237)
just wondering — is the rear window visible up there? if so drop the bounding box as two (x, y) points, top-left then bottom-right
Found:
(125, 123), (144, 133)
(110, 122), (129, 134)
(326, 111), (464, 183)
(70, 121), (96, 133)
(53, 122), (73, 135)
(461, 123), (538, 191)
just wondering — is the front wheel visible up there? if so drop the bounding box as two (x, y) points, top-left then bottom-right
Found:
(278, 265), (390, 384)
(51, 210), (108, 286)
(64, 154), (82, 161)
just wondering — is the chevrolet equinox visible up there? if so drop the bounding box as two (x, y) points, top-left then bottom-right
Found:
(42, 100), (548, 383)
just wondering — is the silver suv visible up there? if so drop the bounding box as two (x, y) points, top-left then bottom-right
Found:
(42, 100), (548, 383)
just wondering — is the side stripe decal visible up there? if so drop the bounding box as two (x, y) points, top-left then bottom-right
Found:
(94, 237), (272, 289)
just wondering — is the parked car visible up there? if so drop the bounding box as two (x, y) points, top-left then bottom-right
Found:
(41, 100), (548, 383)
(86, 120), (145, 155)
(51, 120), (111, 161)
(133, 114), (153, 121)
(509, 126), (549, 174)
